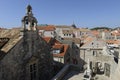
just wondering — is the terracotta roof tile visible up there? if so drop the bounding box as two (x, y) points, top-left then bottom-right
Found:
(73, 28), (90, 32)
(106, 40), (120, 44)
(81, 37), (94, 47)
(62, 30), (73, 34)
(103, 30), (109, 32)
(63, 38), (81, 44)
(52, 44), (63, 49)
(37, 25), (56, 31)
(54, 39), (61, 44)
(53, 44), (69, 57)
(43, 37), (52, 43)
(43, 37), (61, 45)
(111, 30), (120, 36)
(91, 30), (99, 36)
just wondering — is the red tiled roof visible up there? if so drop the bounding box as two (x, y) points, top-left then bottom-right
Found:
(106, 40), (120, 44)
(43, 37), (52, 43)
(111, 30), (120, 36)
(52, 44), (63, 49)
(81, 37), (94, 47)
(63, 38), (81, 44)
(43, 37), (61, 45)
(103, 30), (109, 32)
(62, 30), (73, 34)
(54, 39), (61, 44)
(91, 30), (99, 36)
(37, 25), (56, 31)
(53, 44), (69, 57)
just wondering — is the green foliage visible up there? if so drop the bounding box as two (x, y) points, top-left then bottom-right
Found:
(90, 27), (112, 30)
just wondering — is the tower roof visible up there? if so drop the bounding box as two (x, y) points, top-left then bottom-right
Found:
(26, 4), (32, 13)
(71, 23), (76, 28)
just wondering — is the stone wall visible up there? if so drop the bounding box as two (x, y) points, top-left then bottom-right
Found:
(0, 31), (54, 80)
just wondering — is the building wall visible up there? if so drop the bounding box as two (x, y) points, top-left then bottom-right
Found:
(111, 59), (120, 80)
(0, 31), (54, 80)
(80, 48), (118, 77)
(53, 57), (64, 63)
(55, 27), (71, 38)
(63, 34), (73, 38)
(55, 28), (63, 38)
(44, 31), (55, 37)
(73, 30), (91, 38)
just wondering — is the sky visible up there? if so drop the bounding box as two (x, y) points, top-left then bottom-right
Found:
(0, 0), (120, 28)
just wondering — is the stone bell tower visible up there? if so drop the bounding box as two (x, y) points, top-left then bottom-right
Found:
(21, 5), (39, 58)
(21, 5), (53, 80)
(22, 5), (37, 31)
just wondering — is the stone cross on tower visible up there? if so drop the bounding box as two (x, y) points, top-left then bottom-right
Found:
(22, 5), (38, 31)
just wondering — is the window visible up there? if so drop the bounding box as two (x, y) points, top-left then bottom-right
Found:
(99, 52), (102, 54)
(80, 31), (82, 35)
(52, 50), (60, 54)
(60, 58), (62, 62)
(51, 32), (53, 34)
(30, 63), (37, 80)
(93, 51), (95, 56)
(82, 33), (84, 35)
(93, 51), (96, 56)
